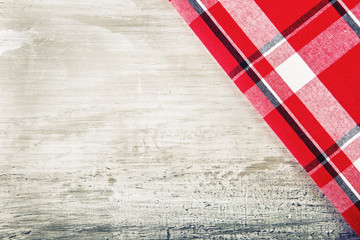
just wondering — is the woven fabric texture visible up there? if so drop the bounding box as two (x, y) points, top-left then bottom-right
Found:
(170, 0), (360, 235)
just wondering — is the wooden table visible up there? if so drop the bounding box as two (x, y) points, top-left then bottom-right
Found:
(0, 0), (357, 239)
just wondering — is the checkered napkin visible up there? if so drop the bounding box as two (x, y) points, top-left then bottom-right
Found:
(170, 0), (360, 235)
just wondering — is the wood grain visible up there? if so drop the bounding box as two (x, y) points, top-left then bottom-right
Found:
(0, 0), (358, 239)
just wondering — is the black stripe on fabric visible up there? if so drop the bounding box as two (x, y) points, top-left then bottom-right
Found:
(323, 162), (339, 179)
(282, 0), (329, 37)
(275, 105), (327, 161)
(245, 68), (261, 84)
(191, 0), (328, 166)
(191, 3), (250, 69)
(356, 200), (360, 209)
(305, 124), (360, 172)
(189, 0), (325, 162)
(304, 143), (338, 172)
(329, 0), (360, 38)
(187, 0), (205, 15)
(335, 175), (360, 205)
(323, 159), (360, 208)
(229, 0), (330, 79)
(256, 81), (280, 107)
(331, 1), (347, 16)
(186, 0), (360, 211)
(343, 14), (360, 38)
(337, 124), (360, 147)
(258, 34), (284, 54)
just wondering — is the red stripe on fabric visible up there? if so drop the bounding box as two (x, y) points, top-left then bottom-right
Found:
(170, 0), (360, 235)
(331, 151), (354, 173)
(319, 43), (360, 123)
(311, 165), (335, 188)
(342, 204), (360, 236)
(288, 5), (340, 51)
(264, 109), (316, 167)
(342, 0), (360, 10)
(284, 94), (336, 153)
(208, 2), (259, 60)
(234, 72), (256, 93)
(189, 15), (239, 74)
(253, 57), (274, 79)
(254, 0), (323, 32)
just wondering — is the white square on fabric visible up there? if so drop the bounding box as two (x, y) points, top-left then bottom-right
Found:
(275, 53), (316, 93)
(354, 158), (360, 172)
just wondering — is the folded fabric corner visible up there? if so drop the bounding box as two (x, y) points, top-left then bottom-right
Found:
(170, 0), (360, 236)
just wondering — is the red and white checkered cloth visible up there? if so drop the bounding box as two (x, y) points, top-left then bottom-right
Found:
(170, 0), (360, 235)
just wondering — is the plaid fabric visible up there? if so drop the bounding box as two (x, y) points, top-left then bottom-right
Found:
(170, 0), (360, 235)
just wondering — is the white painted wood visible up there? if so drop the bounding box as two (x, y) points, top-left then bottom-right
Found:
(0, 0), (357, 239)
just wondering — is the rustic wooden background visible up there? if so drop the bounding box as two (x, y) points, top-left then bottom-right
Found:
(0, 0), (358, 239)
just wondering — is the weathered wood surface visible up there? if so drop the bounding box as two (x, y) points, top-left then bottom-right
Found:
(0, 0), (358, 239)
